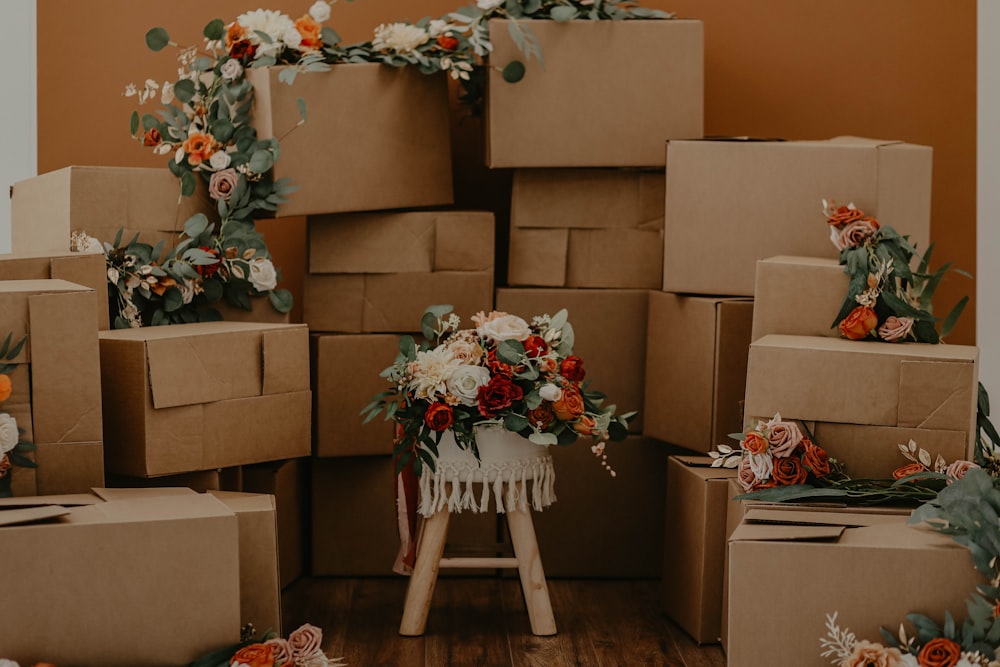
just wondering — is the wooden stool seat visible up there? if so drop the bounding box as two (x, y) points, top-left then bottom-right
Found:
(399, 504), (557, 636)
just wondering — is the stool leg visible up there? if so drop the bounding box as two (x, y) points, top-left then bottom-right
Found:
(399, 508), (451, 636)
(506, 507), (557, 636)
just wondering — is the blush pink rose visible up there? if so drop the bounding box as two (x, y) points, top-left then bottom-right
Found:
(209, 168), (239, 201)
(766, 421), (803, 458)
(878, 316), (915, 342)
(737, 455), (757, 491)
(945, 459), (979, 481)
(831, 217), (880, 250)
(287, 623), (323, 660)
(264, 637), (293, 665)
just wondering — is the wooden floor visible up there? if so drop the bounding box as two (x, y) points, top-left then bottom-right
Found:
(282, 576), (726, 667)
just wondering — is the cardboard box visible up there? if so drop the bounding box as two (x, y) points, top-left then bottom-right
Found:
(303, 271), (494, 333)
(745, 334), (979, 478)
(719, 477), (745, 652)
(727, 507), (978, 667)
(212, 296), (293, 325)
(663, 456), (738, 644)
(99, 321), (311, 477)
(644, 292), (753, 453)
(246, 64), (453, 216)
(311, 456), (496, 576)
(243, 458), (307, 589)
(508, 169), (664, 288)
(308, 210), (494, 275)
(495, 288), (648, 432)
(663, 137), (933, 295)
(751, 256), (847, 341)
(105, 467), (242, 493)
(486, 19), (703, 167)
(9, 166), (210, 254)
(0, 279), (104, 496)
(0, 250), (110, 330)
(311, 333), (402, 457)
(0, 488), (242, 666)
(532, 435), (668, 577)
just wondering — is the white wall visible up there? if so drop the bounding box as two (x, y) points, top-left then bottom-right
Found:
(0, 0), (36, 254)
(979, 0), (999, 394)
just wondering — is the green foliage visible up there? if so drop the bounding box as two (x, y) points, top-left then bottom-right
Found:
(145, 27), (170, 52)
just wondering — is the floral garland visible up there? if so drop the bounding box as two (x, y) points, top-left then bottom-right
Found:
(824, 199), (969, 344)
(0, 333), (35, 498)
(190, 622), (344, 667)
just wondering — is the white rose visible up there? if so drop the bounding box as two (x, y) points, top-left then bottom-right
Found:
(477, 314), (531, 342)
(179, 279), (197, 305)
(309, 0), (332, 23)
(209, 150), (231, 170)
(0, 413), (19, 454)
(477, 0), (505, 10)
(283, 26), (303, 49)
(747, 451), (773, 483)
(220, 58), (243, 82)
(538, 384), (563, 402)
(248, 257), (278, 292)
(428, 19), (448, 36)
(900, 656), (919, 667)
(0, 659), (22, 667)
(446, 365), (491, 406)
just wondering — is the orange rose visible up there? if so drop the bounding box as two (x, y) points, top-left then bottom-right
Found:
(295, 15), (322, 49)
(0, 373), (11, 402)
(827, 204), (865, 226)
(183, 132), (216, 166)
(839, 305), (878, 340)
(150, 276), (178, 296)
(800, 438), (830, 478)
(0, 454), (11, 478)
(226, 22), (246, 49)
(916, 637), (961, 667)
(771, 456), (807, 486)
(230, 643), (276, 667)
(423, 402), (454, 432)
(527, 403), (554, 430)
(573, 414), (598, 436)
(143, 127), (161, 146)
(436, 34), (459, 50)
(741, 431), (768, 455)
(552, 385), (585, 421)
(892, 462), (928, 480)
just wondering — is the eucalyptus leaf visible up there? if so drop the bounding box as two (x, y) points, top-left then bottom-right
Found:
(268, 289), (293, 313)
(180, 171), (196, 197)
(203, 18), (225, 41)
(173, 79), (196, 104)
(497, 339), (525, 364)
(183, 213), (210, 239)
(529, 432), (558, 446)
(502, 60), (526, 83)
(145, 27), (170, 52)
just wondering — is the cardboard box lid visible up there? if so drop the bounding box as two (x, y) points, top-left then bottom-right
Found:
(730, 507), (911, 542)
(0, 505), (71, 527)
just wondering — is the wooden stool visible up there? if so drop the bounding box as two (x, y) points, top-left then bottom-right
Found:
(399, 503), (557, 636)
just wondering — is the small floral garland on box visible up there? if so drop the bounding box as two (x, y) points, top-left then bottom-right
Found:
(0, 333), (35, 498)
(824, 199), (969, 344)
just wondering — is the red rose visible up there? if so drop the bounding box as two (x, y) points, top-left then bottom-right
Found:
(560, 356), (585, 382)
(486, 348), (516, 377)
(800, 438), (830, 478)
(436, 34), (459, 50)
(826, 205), (865, 227)
(196, 246), (223, 277)
(229, 39), (257, 62)
(838, 305), (879, 340)
(424, 402), (454, 432)
(527, 403), (554, 429)
(523, 335), (548, 358)
(477, 376), (524, 418)
(143, 128), (161, 146)
(917, 637), (961, 667)
(771, 456), (807, 486)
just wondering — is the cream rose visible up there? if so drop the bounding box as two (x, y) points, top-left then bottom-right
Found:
(282, 26), (303, 48)
(209, 168), (239, 201)
(766, 420), (803, 458)
(309, 0), (332, 22)
(538, 383), (563, 402)
(878, 316), (915, 343)
(288, 623), (324, 660)
(0, 413), (19, 454)
(747, 451), (773, 484)
(0, 660), (21, 667)
(444, 338), (483, 364)
(446, 364), (491, 406)
(477, 314), (531, 342)
(208, 150), (231, 170)
(841, 640), (904, 667)
(248, 257), (278, 292)
(220, 58), (243, 81)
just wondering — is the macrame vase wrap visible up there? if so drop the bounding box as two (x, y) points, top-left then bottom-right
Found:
(417, 427), (556, 518)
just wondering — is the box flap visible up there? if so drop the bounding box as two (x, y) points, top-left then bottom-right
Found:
(826, 136), (903, 147)
(898, 359), (977, 430)
(91, 492), (234, 523)
(730, 522), (845, 542)
(743, 507), (906, 527)
(93, 487), (199, 501)
(262, 326), (310, 395)
(209, 490), (277, 513)
(0, 493), (102, 508)
(0, 505), (71, 527)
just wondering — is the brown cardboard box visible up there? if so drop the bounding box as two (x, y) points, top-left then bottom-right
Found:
(0, 250), (110, 330)
(99, 321), (311, 477)
(308, 210), (494, 275)
(663, 137), (933, 295)
(751, 256), (847, 341)
(311, 333), (402, 457)
(508, 169), (665, 288)
(246, 64), (453, 217)
(495, 288), (648, 432)
(243, 458), (307, 589)
(0, 279), (104, 495)
(311, 456), (496, 576)
(9, 166), (210, 253)
(486, 19), (703, 167)
(719, 477), (745, 653)
(0, 489), (242, 666)
(213, 296), (293, 324)
(663, 456), (738, 644)
(727, 507), (978, 667)
(644, 293), (753, 453)
(105, 467), (242, 493)
(744, 334), (979, 477)
(304, 271), (495, 333)
(532, 435), (668, 577)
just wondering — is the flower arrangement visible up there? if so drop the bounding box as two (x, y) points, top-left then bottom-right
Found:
(190, 623), (344, 667)
(0, 661), (54, 667)
(824, 199), (969, 344)
(0, 333), (35, 498)
(819, 468), (1000, 667)
(362, 305), (635, 475)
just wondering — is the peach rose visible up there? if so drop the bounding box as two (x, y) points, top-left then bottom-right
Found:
(766, 420), (803, 458)
(552, 385), (585, 421)
(0, 373), (11, 402)
(916, 637), (962, 667)
(841, 640), (905, 667)
(741, 431), (768, 455)
(945, 459), (979, 481)
(477, 313), (531, 342)
(827, 204), (865, 226)
(839, 305), (879, 340)
(878, 316), (915, 343)
(288, 623), (323, 660)
(892, 462), (928, 480)
(573, 414), (598, 436)
(295, 15), (322, 49)
(832, 217), (880, 251)
(182, 132), (216, 166)
(230, 643), (275, 667)
(771, 456), (807, 486)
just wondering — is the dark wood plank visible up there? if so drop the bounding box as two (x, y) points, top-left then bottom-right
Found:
(341, 578), (425, 667)
(424, 577), (512, 666)
(503, 578), (581, 667)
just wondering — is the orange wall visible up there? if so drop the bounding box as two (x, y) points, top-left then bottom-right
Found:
(37, 1), (976, 342)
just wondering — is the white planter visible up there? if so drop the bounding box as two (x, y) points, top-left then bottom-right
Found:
(419, 426), (556, 517)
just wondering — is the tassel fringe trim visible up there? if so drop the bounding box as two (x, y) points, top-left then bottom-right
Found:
(418, 454), (556, 517)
